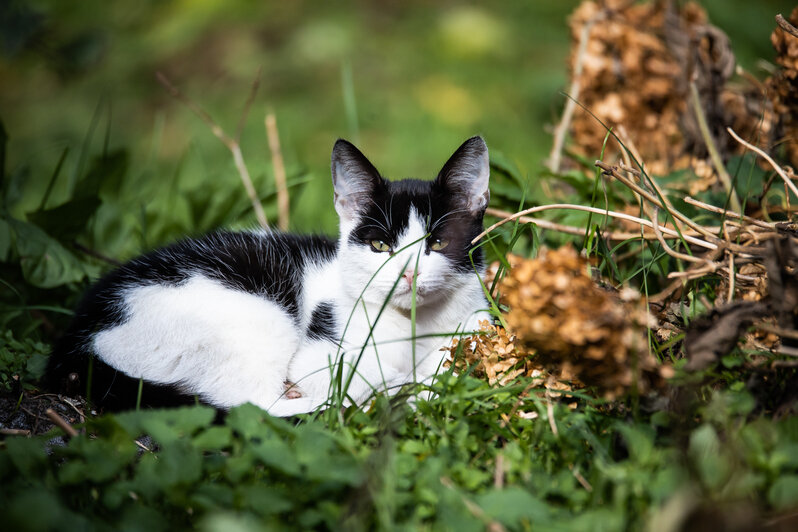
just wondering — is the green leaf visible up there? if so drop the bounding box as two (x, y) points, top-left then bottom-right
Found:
(116, 406), (215, 444)
(475, 487), (550, 525)
(193, 426), (233, 451)
(768, 475), (798, 511)
(250, 436), (302, 477)
(294, 426), (361, 485)
(225, 403), (293, 440)
(237, 485), (293, 516)
(133, 440), (203, 494)
(616, 423), (656, 466)
(58, 435), (137, 484)
(28, 195), (101, 242)
(7, 218), (86, 288)
(689, 424), (730, 491)
(4, 437), (48, 478)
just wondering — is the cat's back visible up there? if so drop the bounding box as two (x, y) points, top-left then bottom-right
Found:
(45, 230), (338, 408)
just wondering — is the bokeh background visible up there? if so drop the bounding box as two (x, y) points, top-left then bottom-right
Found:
(0, 0), (792, 259)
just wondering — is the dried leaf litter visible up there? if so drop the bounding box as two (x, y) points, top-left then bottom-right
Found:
(446, 247), (672, 400)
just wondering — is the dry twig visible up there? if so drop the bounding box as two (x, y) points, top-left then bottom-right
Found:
(475, 203), (717, 250)
(776, 13), (798, 38)
(484, 206), (693, 241)
(45, 408), (79, 438)
(156, 71), (269, 229)
(265, 112), (290, 230)
(0, 428), (31, 436)
(684, 196), (776, 230)
(547, 10), (607, 173)
(727, 127), (798, 200)
(689, 82), (742, 212)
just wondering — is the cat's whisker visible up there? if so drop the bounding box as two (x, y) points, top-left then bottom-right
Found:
(359, 215), (390, 233)
(369, 198), (392, 230)
(430, 208), (468, 232)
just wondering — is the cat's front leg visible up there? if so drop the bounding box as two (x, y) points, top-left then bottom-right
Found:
(288, 340), (405, 409)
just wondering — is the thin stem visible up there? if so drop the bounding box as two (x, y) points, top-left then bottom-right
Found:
(547, 10), (606, 173)
(485, 206), (710, 241)
(474, 203), (717, 251)
(684, 196), (775, 229)
(689, 81), (742, 212)
(156, 71), (269, 229)
(265, 112), (290, 230)
(727, 127), (798, 200)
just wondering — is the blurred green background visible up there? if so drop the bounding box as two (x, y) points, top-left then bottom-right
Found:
(0, 0), (792, 261)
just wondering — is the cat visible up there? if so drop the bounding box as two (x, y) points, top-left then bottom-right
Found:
(45, 136), (492, 417)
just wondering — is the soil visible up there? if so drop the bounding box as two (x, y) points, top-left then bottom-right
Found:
(0, 389), (89, 438)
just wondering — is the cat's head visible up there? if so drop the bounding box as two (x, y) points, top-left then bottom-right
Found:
(331, 137), (489, 310)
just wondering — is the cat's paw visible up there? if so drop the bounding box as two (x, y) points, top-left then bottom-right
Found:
(283, 380), (302, 399)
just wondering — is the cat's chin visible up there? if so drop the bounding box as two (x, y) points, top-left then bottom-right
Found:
(388, 287), (437, 311)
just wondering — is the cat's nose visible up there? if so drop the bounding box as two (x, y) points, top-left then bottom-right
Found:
(403, 269), (417, 287)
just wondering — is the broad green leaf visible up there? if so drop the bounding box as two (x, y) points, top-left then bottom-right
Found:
(237, 485), (293, 516)
(133, 440), (203, 494)
(768, 475), (798, 511)
(475, 487), (550, 525)
(58, 435), (137, 484)
(4, 437), (48, 478)
(9, 218), (86, 288)
(247, 432), (301, 477)
(688, 424), (730, 491)
(193, 426), (233, 451)
(116, 406), (215, 444)
(28, 195), (101, 242)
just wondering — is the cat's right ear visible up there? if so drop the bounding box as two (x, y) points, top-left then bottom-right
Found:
(331, 139), (382, 222)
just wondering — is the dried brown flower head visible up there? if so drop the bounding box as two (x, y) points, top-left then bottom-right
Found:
(499, 247), (671, 399)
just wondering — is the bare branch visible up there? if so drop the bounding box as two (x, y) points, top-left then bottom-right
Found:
(236, 67), (262, 143)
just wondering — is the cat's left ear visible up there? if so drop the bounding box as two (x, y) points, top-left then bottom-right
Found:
(435, 136), (490, 215)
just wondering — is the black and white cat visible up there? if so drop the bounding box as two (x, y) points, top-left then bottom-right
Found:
(46, 137), (491, 416)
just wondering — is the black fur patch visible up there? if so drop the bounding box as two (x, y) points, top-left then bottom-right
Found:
(348, 178), (485, 272)
(307, 302), (338, 342)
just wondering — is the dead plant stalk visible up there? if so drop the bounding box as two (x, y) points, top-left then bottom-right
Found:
(474, 204), (717, 251)
(265, 112), (290, 230)
(547, 10), (607, 173)
(689, 82), (742, 212)
(727, 127), (798, 201)
(156, 71), (269, 229)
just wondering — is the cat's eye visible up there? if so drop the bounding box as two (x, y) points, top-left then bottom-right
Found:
(429, 238), (449, 251)
(370, 240), (391, 253)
